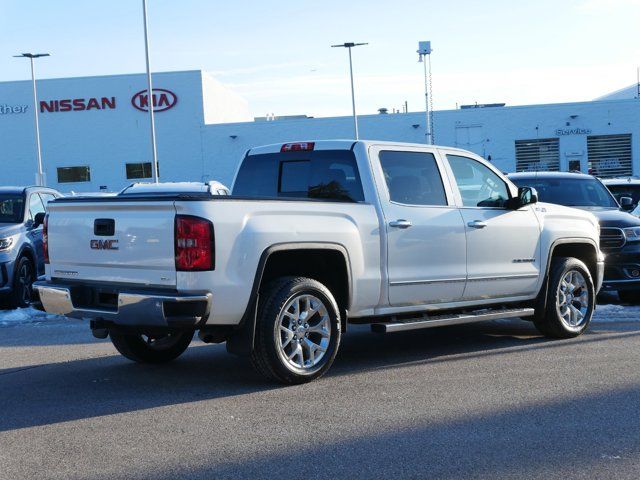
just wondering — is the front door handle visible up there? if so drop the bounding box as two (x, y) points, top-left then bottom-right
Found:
(467, 220), (487, 229)
(389, 219), (413, 229)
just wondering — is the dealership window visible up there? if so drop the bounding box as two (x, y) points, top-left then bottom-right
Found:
(126, 162), (155, 179)
(57, 166), (91, 183)
(515, 138), (560, 172)
(587, 134), (632, 178)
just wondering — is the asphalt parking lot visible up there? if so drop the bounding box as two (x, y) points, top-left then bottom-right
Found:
(1, 301), (640, 480)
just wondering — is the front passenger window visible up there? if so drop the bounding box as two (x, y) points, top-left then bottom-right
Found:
(447, 155), (509, 208)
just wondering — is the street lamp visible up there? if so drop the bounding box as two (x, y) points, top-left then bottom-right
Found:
(13, 53), (49, 186)
(417, 41), (433, 145)
(331, 42), (367, 140)
(142, 0), (159, 183)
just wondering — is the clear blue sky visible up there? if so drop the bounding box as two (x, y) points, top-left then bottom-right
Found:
(2, 0), (639, 117)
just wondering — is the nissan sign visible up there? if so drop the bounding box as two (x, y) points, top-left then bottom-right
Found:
(131, 88), (177, 112)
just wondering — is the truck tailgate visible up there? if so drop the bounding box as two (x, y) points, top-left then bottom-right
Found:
(47, 201), (177, 287)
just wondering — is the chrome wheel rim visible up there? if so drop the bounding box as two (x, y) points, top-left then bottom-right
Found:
(275, 294), (331, 370)
(18, 263), (33, 305)
(556, 270), (590, 329)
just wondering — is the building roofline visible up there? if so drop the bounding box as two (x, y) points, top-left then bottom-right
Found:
(0, 69), (204, 86)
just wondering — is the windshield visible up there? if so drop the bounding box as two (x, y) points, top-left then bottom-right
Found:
(510, 177), (619, 208)
(0, 194), (25, 223)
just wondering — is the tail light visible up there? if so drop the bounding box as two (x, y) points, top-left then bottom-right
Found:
(175, 215), (214, 271)
(43, 214), (49, 264)
(281, 142), (315, 152)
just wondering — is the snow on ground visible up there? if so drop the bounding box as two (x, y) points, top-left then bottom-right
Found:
(0, 307), (68, 327)
(593, 303), (640, 322)
(0, 303), (638, 328)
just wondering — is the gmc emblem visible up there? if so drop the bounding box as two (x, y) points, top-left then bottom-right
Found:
(90, 239), (119, 250)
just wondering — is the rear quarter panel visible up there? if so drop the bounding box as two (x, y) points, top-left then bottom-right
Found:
(174, 199), (381, 325)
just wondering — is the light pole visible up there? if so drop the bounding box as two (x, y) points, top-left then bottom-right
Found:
(14, 53), (49, 186)
(142, 0), (159, 183)
(332, 42), (367, 140)
(417, 41), (433, 145)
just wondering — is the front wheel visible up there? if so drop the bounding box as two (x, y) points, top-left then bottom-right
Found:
(251, 277), (342, 384)
(109, 330), (194, 363)
(533, 257), (595, 338)
(10, 256), (35, 308)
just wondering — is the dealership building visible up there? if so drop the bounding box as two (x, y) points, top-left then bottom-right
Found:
(1, 69), (639, 192)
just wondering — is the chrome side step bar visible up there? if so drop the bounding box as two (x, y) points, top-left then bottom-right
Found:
(370, 307), (535, 333)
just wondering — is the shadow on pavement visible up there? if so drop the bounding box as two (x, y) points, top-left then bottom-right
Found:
(2, 319), (640, 434)
(136, 382), (640, 479)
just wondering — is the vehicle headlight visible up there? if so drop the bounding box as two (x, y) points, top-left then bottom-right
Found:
(0, 237), (14, 251)
(623, 227), (640, 242)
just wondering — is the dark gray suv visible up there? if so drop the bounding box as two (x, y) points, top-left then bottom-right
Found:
(0, 186), (62, 308)
(509, 172), (640, 304)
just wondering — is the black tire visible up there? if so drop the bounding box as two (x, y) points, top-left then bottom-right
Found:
(533, 257), (595, 339)
(618, 290), (640, 305)
(10, 256), (35, 308)
(109, 330), (194, 363)
(251, 276), (342, 384)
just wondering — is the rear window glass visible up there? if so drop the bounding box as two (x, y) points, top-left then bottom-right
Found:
(233, 149), (365, 202)
(280, 161), (311, 195)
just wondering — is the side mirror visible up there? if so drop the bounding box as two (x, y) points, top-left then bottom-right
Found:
(508, 186), (538, 209)
(619, 196), (634, 211)
(33, 212), (46, 228)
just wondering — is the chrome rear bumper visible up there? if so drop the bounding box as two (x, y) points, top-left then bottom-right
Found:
(32, 281), (211, 328)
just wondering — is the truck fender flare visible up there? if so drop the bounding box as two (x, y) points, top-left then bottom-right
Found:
(226, 242), (351, 356)
(536, 237), (599, 311)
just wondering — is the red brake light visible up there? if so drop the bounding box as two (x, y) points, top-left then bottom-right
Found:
(43, 214), (49, 264)
(281, 142), (315, 152)
(175, 215), (214, 271)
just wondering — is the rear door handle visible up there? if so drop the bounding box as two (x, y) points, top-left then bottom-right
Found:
(467, 220), (487, 229)
(389, 219), (412, 229)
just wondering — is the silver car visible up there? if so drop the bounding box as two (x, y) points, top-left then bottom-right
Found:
(0, 186), (62, 308)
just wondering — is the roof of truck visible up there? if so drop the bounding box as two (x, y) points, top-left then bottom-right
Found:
(247, 140), (478, 156)
(508, 171), (595, 180)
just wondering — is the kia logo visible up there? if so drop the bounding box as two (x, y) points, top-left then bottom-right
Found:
(131, 88), (177, 112)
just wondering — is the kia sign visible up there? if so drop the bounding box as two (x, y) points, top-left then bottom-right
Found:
(131, 88), (177, 112)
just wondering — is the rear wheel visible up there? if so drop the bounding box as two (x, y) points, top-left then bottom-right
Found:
(533, 257), (595, 338)
(251, 277), (341, 384)
(618, 290), (640, 305)
(109, 330), (194, 363)
(10, 256), (35, 308)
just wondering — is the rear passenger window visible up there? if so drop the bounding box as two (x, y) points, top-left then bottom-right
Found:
(379, 151), (448, 206)
(233, 149), (364, 202)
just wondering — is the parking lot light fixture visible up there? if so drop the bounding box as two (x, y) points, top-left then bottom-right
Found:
(331, 42), (368, 140)
(13, 53), (50, 186)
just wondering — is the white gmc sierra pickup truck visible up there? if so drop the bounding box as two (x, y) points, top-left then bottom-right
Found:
(33, 140), (604, 384)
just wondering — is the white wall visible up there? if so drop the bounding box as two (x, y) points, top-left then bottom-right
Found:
(0, 70), (221, 192)
(200, 98), (640, 186)
(1, 69), (639, 192)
